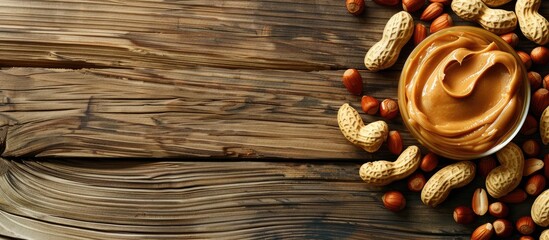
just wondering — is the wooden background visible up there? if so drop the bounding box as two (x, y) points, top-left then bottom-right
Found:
(0, 0), (547, 239)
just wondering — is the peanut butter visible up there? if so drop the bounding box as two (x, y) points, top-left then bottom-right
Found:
(400, 27), (527, 159)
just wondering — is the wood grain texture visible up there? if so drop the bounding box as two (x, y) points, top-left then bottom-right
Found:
(0, 1), (548, 239)
(0, 0), (401, 70)
(0, 0), (547, 158)
(0, 158), (477, 240)
(0, 67), (413, 159)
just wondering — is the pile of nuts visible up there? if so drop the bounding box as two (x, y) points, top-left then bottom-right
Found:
(342, 0), (549, 239)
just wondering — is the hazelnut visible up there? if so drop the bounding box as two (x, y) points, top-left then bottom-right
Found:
(382, 190), (406, 212)
(471, 223), (493, 240)
(498, 188), (527, 204)
(523, 158), (544, 176)
(342, 69), (363, 96)
(531, 88), (549, 116)
(379, 98), (399, 120)
(430, 13), (453, 33)
(429, 0), (451, 5)
(420, 2), (443, 21)
(477, 156), (497, 178)
(528, 71), (542, 90)
(402, 0), (424, 12)
(519, 236), (535, 240)
(517, 51), (532, 70)
(531, 46), (549, 65)
(361, 96), (379, 115)
(515, 216), (535, 235)
(522, 139), (541, 157)
(488, 202), (509, 218)
(499, 32), (519, 48)
(413, 23), (428, 46)
(346, 0), (365, 16)
(525, 174), (546, 196)
(453, 206), (475, 224)
(520, 114), (538, 135)
(420, 152), (438, 172)
(387, 130), (403, 155)
(406, 172), (426, 192)
(493, 219), (513, 238)
(373, 0), (399, 6)
(543, 74), (549, 90)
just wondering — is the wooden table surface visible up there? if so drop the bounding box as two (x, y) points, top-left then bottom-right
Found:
(0, 0), (547, 239)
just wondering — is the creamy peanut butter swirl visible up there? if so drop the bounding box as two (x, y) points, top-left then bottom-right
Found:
(402, 30), (525, 157)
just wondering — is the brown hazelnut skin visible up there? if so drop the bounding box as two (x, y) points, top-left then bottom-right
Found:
(342, 69), (363, 96)
(346, 0), (365, 16)
(500, 32), (519, 48)
(525, 174), (546, 196)
(453, 206), (475, 224)
(477, 156), (497, 178)
(373, 0), (399, 6)
(471, 223), (493, 240)
(498, 188), (528, 204)
(522, 139), (541, 157)
(531, 88), (549, 116)
(387, 130), (403, 155)
(515, 216), (535, 235)
(531, 46), (549, 65)
(379, 99), (399, 120)
(520, 114), (538, 135)
(361, 96), (379, 115)
(488, 202), (509, 218)
(382, 191), (406, 212)
(420, 153), (438, 172)
(493, 219), (513, 238)
(406, 172), (426, 192)
(528, 71), (542, 90)
(517, 51), (532, 70)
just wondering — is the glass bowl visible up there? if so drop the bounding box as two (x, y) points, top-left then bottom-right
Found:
(398, 26), (530, 160)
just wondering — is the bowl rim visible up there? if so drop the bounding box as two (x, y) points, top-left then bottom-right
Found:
(397, 26), (531, 160)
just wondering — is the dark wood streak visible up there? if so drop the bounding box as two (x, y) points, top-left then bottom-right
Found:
(0, 158), (476, 240)
(0, 0), (547, 239)
(0, 67), (411, 159)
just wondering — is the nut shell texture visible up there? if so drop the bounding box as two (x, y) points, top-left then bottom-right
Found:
(421, 161), (476, 207)
(532, 189), (549, 227)
(541, 106), (549, 145)
(364, 11), (414, 71)
(486, 142), (524, 198)
(452, 0), (517, 34)
(337, 103), (389, 153)
(541, 229), (549, 240)
(359, 145), (421, 186)
(516, 0), (549, 45)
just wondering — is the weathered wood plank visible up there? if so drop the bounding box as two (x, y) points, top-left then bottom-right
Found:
(1, 0), (543, 71)
(0, 158), (481, 240)
(0, 67), (413, 159)
(0, 0), (402, 70)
